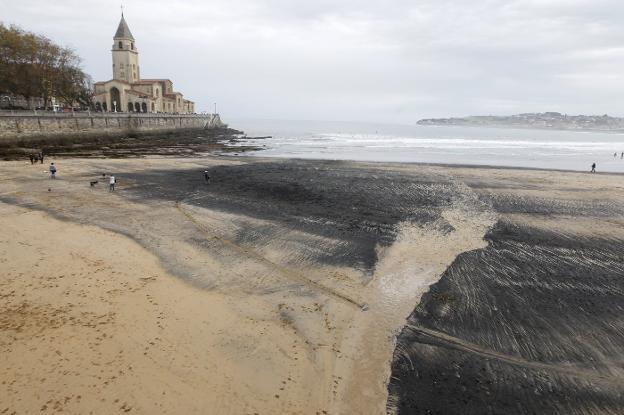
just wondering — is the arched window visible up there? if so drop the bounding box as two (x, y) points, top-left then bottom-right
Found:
(131, 42), (134, 50)
(141, 102), (147, 113)
(155, 89), (159, 97)
(151, 102), (155, 112)
(135, 102), (141, 112)
(102, 102), (107, 111)
(118, 41), (122, 49)
(109, 87), (120, 112)
(128, 102), (133, 112)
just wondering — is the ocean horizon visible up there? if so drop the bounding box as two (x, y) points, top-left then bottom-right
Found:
(230, 118), (624, 173)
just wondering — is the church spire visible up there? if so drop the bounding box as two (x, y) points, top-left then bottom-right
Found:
(111, 10), (139, 83)
(114, 13), (134, 40)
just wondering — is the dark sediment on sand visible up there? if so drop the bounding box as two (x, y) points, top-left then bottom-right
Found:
(118, 161), (624, 415)
(387, 179), (624, 414)
(121, 159), (458, 273)
(0, 127), (260, 160)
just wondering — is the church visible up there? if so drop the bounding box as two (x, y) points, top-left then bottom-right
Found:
(93, 14), (195, 114)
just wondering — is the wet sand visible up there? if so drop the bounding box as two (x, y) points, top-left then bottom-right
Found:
(1, 156), (623, 414)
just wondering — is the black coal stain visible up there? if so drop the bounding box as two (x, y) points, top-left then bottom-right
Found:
(388, 204), (624, 414)
(121, 160), (455, 271)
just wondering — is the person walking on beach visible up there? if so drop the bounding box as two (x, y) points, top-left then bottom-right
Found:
(109, 175), (116, 192)
(39, 152), (44, 164)
(49, 163), (57, 179)
(203, 170), (210, 184)
(591, 162), (596, 173)
(28, 154), (34, 164)
(621, 152), (623, 159)
(614, 152), (618, 158)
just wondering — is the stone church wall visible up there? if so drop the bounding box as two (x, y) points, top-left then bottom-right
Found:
(0, 112), (224, 143)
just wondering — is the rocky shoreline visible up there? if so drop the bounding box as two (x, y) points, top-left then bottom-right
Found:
(0, 127), (264, 160)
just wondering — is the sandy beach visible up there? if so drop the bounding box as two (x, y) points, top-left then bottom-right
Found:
(1, 155), (623, 414)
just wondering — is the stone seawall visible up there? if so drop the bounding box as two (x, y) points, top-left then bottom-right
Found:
(0, 112), (224, 143)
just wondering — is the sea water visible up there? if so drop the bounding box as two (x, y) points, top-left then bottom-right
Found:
(230, 119), (624, 173)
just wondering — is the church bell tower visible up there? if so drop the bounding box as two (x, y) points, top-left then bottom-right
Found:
(112, 13), (140, 83)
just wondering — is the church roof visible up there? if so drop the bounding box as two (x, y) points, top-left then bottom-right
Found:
(93, 79), (131, 85)
(114, 15), (134, 40)
(134, 79), (172, 84)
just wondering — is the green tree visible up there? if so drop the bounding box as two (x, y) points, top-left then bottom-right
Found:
(0, 23), (92, 109)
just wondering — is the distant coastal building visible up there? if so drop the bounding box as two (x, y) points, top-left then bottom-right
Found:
(93, 14), (195, 113)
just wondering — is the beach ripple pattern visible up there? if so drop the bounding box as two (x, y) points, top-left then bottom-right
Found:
(387, 188), (624, 414)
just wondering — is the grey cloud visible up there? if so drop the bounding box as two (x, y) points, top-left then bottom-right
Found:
(3, 0), (624, 122)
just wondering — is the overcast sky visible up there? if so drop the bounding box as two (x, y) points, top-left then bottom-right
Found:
(3, 0), (624, 123)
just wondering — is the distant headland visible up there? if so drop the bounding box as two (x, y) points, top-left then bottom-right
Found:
(417, 112), (624, 131)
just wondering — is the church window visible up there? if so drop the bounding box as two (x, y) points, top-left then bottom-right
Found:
(131, 42), (134, 50)
(118, 41), (122, 49)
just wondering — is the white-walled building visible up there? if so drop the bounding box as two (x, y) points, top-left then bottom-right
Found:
(93, 14), (195, 114)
